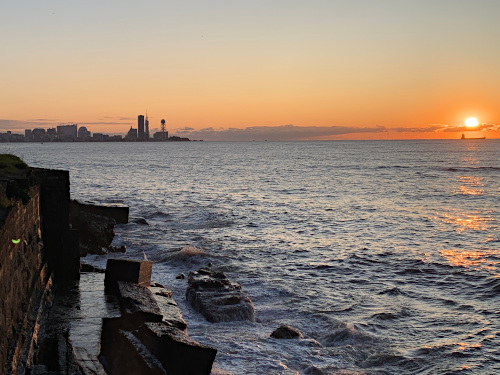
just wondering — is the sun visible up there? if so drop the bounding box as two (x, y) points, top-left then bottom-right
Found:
(465, 117), (479, 128)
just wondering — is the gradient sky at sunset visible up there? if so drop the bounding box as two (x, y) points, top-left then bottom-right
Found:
(2, 0), (500, 140)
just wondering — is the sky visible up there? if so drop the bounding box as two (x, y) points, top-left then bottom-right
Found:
(2, 0), (500, 141)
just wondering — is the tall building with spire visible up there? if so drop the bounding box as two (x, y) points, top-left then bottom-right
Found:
(145, 112), (150, 140)
(138, 115), (145, 140)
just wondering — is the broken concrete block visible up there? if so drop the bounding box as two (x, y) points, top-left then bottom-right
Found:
(104, 259), (152, 291)
(101, 329), (166, 375)
(135, 322), (217, 375)
(116, 281), (163, 323)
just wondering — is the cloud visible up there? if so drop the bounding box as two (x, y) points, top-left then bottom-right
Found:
(0, 119), (58, 131)
(172, 124), (388, 141)
(27, 118), (60, 122)
(80, 121), (132, 126)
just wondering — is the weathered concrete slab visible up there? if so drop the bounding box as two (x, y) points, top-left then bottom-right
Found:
(116, 281), (163, 323)
(151, 285), (187, 330)
(105, 259), (152, 290)
(101, 329), (166, 375)
(71, 199), (129, 224)
(136, 322), (217, 375)
(73, 346), (107, 375)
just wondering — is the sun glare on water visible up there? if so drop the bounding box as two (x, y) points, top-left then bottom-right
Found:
(465, 117), (479, 128)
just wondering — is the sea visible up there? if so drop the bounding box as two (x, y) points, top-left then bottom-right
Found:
(2, 140), (499, 375)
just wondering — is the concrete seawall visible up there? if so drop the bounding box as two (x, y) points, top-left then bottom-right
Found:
(0, 161), (80, 374)
(0, 156), (216, 374)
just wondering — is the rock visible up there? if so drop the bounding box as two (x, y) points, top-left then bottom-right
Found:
(176, 273), (185, 280)
(304, 365), (326, 375)
(150, 285), (186, 330)
(133, 217), (149, 225)
(135, 322), (217, 375)
(186, 268), (255, 323)
(150, 282), (165, 288)
(116, 281), (163, 323)
(76, 211), (116, 255)
(155, 290), (172, 298)
(80, 262), (105, 273)
(104, 258), (153, 291)
(108, 245), (126, 253)
(270, 325), (303, 339)
(69, 200), (129, 255)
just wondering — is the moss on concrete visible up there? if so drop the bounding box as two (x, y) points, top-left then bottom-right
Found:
(0, 154), (28, 175)
(0, 154), (30, 208)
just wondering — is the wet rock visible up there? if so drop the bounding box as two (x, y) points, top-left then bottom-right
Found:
(186, 268), (255, 323)
(304, 365), (326, 375)
(151, 286), (186, 330)
(80, 262), (105, 273)
(176, 273), (185, 280)
(133, 217), (149, 225)
(270, 325), (303, 339)
(155, 289), (173, 298)
(150, 282), (165, 288)
(108, 245), (126, 253)
(69, 200), (129, 256)
(77, 211), (116, 256)
(116, 281), (163, 323)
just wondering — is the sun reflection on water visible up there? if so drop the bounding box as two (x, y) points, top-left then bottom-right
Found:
(439, 249), (500, 273)
(454, 176), (484, 196)
(433, 212), (492, 233)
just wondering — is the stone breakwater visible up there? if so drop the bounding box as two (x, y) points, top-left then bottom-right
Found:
(0, 156), (218, 374)
(100, 259), (217, 375)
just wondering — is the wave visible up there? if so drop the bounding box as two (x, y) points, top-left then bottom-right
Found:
(444, 166), (500, 173)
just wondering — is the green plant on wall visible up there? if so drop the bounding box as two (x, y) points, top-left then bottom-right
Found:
(0, 154), (31, 206)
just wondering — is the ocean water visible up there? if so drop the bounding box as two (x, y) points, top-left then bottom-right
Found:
(3, 140), (499, 374)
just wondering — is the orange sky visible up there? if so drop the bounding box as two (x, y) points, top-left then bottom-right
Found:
(1, 1), (500, 140)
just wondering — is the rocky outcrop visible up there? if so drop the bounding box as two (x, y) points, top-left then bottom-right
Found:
(186, 268), (255, 323)
(69, 200), (129, 256)
(73, 210), (116, 255)
(270, 325), (303, 339)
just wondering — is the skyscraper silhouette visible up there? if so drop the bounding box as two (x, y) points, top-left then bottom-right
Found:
(145, 112), (150, 140)
(138, 115), (145, 140)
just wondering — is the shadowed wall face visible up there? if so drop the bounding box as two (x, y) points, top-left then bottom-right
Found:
(0, 186), (43, 373)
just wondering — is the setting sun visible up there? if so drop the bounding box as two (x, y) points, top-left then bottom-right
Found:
(465, 117), (479, 128)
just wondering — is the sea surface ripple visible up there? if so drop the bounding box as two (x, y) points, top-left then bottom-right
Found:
(4, 140), (500, 374)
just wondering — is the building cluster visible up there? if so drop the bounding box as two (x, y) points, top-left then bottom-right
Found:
(0, 115), (191, 143)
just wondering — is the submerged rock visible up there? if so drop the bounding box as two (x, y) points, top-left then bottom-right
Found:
(304, 365), (326, 375)
(108, 245), (126, 253)
(270, 325), (303, 339)
(133, 217), (149, 225)
(186, 268), (255, 323)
